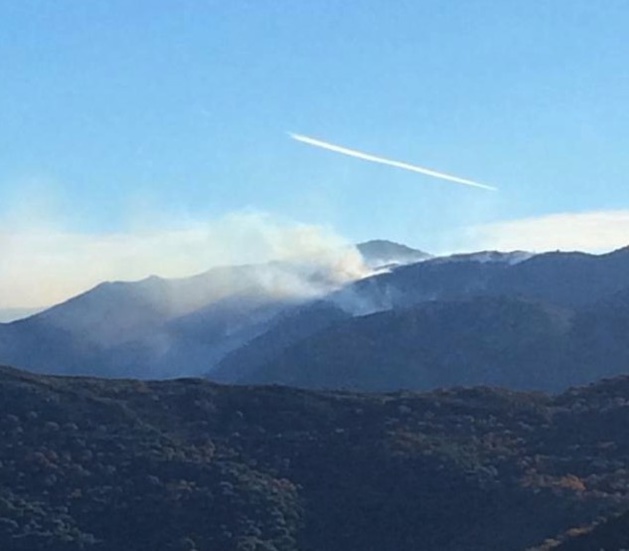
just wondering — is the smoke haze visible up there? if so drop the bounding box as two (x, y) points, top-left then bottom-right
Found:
(0, 211), (370, 309)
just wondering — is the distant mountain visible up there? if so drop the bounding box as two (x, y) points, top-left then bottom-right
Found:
(215, 246), (629, 391)
(239, 296), (574, 391)
(241, 289), (629, 392)
(327, 246), (629, 317)
(211, 299), (352, 383)
(430, 250), (534, 265)
(0, 306), (45, 323)
(356, 239), (432, 268)
(356, 240), (531, 271)
(212, 255), (543, 382)
(343, 247), (629, 313)
(0, 239), (432, 379)
(0, 260), (355, 378)
(5, 243), (629, 389)
(2, 365), (629, 550)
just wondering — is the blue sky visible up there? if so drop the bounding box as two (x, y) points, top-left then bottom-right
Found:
(1, 1), (629, 306)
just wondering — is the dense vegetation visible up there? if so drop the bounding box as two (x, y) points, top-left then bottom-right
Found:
(545, 511), (629, 550)
(1, 365), (629, 550)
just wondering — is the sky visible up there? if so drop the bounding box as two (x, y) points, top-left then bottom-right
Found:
(1, 0), (629, 308)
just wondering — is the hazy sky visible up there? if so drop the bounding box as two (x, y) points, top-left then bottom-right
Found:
(1, 1), (629, 307)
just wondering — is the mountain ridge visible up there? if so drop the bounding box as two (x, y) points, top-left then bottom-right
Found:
(0, 240), (422, 378)
(213, 245), (629, 391)
(4, 242), (629, 393)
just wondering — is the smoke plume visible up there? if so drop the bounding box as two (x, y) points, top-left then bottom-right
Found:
(0, 211), (370, 309)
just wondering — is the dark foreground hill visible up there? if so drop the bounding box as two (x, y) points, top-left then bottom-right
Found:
(544, 511), (629, 550)
(1, 365), (629, 551)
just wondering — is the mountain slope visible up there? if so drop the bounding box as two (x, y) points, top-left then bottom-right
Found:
(214, 257), (521, 380)
(0, 307), (45, 323)
(356, 239), (431, 268)
(545, 512), (629, 550)
(0, 239), (431, 379)
(211, 299), (352, 383)
(4, 244), (629, 387)
(239, 286), (629, 392)
(337, 246), (629, 315)
(240, 296), (574, 391)
(0, 261), (354, 378)
(2, 365), (629, 550)
(215, 246), (629, 390)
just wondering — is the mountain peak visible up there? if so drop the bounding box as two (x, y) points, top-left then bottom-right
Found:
(356, 239), (431, 269)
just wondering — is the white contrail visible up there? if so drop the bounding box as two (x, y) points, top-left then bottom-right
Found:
(288, 132), (497, 191)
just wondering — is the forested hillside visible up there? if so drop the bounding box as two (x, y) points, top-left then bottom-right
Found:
(1, 365), (629, 550)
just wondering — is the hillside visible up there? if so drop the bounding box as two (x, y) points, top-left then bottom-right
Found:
(0, 240), (427, 380)
(0, 260), (352, 379)
(238, 292), (629, 392)
(543, 511), (629, 550)
(216, 247), (629, 391)
(356, 239), (432, 268)
(329, 246), (629, 314)
(240, 296), (574, 391)
(0, 307), (45, 323)
(4, 245), (629, 392)
(1, 365), (629, 550)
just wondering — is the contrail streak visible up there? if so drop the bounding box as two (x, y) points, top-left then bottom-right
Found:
(289, 132), (497, 191)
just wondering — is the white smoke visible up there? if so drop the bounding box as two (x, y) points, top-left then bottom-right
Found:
(0, 211), (371, 309)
